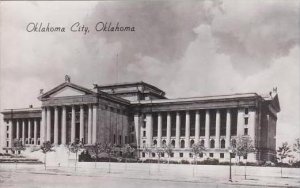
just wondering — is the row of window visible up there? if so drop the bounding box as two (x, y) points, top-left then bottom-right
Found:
(142, 152), (248, 159)
(143, 138), (230, 149)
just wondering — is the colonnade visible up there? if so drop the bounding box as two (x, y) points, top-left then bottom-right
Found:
(138, 108), (252, 149)
(9, 118), (41, 146)
(41, 104), (98, 145)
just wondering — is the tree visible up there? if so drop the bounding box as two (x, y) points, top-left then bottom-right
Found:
(102, 142), (116, 173)
(121, 144), (135, 170)
(191, 141), (206, 164)
(142, 145), (153, 175)
(232, 136), (255, 180)
(162, 143), (174, 164)
(11, 139), (25, 169)
(153, 145), (164, 172)
(41, 141), (54, 170)
(293, 138), (300, 161)
(277, 142), (292, 178)
(68, 140), (84, 171)
(191, 141), (206, 176)
(86, 142), (104, 168)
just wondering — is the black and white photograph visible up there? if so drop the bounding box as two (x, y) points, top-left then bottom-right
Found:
(0, 0), (299, 187)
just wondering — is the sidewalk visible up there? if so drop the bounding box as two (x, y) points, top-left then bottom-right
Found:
(1, 163), (299, 187)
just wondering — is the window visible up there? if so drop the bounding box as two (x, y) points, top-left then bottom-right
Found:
(180, 140), (185, 148)
(190, 139), (194, 147)
(210, 140), (215, 148)
(125, 136), (128, 144)
(199, 153), (203, 158)
(243, 155), (247, 160)
(200, 140), (205, 146)
(220, 153), (224, 158)
(152, 153), (155, 157)
(119, 135), (122, 144)
(221, 140), (225, 148)
(153, 140), (157, 146)
(6, 126), (9, 131)
(142, 152), (145, 157)
(209, 153), (214, 158)
(189, 153), (193, 158)
(171, 140), (175, 147)
(244, 128), (248, 135)
(170, 153), (174, 157)
(143, 131), (146, 137)
(114, 134), (116, 144)
(162, 140), (166, 145)
(244, 117), (248, 125)
(161, 153), (164, 157)
(6, 141), (9, 147)
(179, 153), (183, 158)
(231, 139), (237, 148)
(6, 133), (9, 139)
(245, 108), (249, 114)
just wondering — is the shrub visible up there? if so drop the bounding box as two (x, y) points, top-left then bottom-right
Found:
(219, 162), (230, 165)
(292, 161), (300, 168)
(199, 158), (219, 165)
(180, 160), (190, 164)
(277, 162), (291, 167)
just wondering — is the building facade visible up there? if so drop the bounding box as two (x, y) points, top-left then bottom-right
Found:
(1, 77), (280, 163)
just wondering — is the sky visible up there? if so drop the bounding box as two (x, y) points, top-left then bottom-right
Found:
(0, 0), (299, 147)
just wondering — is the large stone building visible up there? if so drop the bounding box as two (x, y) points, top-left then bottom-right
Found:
(1, 77), (280, 163)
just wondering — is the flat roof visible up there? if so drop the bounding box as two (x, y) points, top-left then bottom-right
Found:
(95, 81), (165, 95)
(2, 107), (41, 114)
(131, 93), (261, 104)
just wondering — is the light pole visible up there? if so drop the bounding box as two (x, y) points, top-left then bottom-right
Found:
(228, 148), (233, 182)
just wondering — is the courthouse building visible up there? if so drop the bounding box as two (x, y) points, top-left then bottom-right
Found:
(1, 76), (280, 162)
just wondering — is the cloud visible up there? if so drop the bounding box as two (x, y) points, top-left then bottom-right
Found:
(211, 0), (300, 74)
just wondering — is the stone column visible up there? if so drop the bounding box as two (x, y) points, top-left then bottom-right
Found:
(71, 105), (76, 142)
(61, 106), (66, 145)
(175, 112), (180, 148)
(22, 120), (25, 144)
(215, 110), (221, 148)
(166, 112), (171, 145)
(46, 107), (51, 142)
(134, 113), (140, 148)
(9, 120), (13, 147)
(54, 106), (59, 145)
(185, 111), (190, 148)
(28, 120), (32, 145)
(205, 110), (210, 148)
(34, 119), (37, 145)
(16, 120), (20, 139)
(88, 105), (92, 144)
(79, 105), (84, 143)
(146, 113), (153, 147)
(225, 109), (231, 148)
(92, 105), (97, 144)
(157, 113), (162, 147)
(249, 110), (256, 140)
(195, 110), (200, 144)
(237, 108), (244, 136)
(40, 107), (46, 144)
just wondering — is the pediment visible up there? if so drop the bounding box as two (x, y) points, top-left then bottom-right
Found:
(50, 86), (85, 98)
(39, 82), (95, 100)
